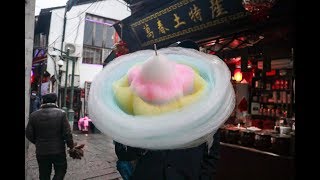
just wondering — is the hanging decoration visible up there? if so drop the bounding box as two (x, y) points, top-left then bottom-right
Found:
(114, 23), (129, 57)
(242, 0), (277, 21)
(114, 40), (129, 57)
(238, 97), (248, 113)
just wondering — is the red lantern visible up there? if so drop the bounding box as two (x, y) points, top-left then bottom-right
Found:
(234, 69), (243, 82)
(242, 0), (276, 21)
(30, 70), (34, 83)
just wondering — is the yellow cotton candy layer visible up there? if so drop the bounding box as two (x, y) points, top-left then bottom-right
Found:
(112, 76), (134, 114)
(112, 70), (207, 115)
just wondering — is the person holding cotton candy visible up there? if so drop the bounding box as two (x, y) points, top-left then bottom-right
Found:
(89, 40), (235, 179)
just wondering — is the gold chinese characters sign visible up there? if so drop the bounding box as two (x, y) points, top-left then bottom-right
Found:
(119, 0), (250, 50)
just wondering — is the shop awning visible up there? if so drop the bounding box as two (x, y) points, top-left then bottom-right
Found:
(32, 57), (47, 65)
(32, 48), (47, 65)
(114, 0), (293, 52)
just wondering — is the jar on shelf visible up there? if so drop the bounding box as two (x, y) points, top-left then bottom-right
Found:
(284, 80), (289, 89)
(255, 81), (259, 88)
(252, 96), (258, 102)
(287, 94), (291, 104)
(263, 95), (268, 103)
(266, 83), (271, 90)
(283, 110), (288, 118)
(263, 108), (268, 116)
(259, 106), (264, 115)
(267, 108), (271, 116)
(273, 91), (277, 103)
(280, 80), (284, 89)
(275, 80), (280, 89)
(271, 109), (276, 117)
(275, 108), (280, 117)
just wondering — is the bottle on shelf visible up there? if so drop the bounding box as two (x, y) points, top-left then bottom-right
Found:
(266, 82), (271, 90)
(281, 104), (287, 118)
(255, 80), (259, 89)
(274, 80), (277, 89)
(281, 91), (287, 104)
(260, 104), (264, 115)
(280, 80), (284, 90)
(276, 105), (281, 117)
(284, 80), (289, 89)
(273, 91), (277, 103)
(271, 108), (276, 117)
(287, 93), (291, 104)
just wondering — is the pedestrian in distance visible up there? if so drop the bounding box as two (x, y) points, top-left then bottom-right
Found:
(30, 90), (41, 114)
(26, 93), (84, 180)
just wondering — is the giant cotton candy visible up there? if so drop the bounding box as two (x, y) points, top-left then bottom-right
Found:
(88, 47), (235, 149)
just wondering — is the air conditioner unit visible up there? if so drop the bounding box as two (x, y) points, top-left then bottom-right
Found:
(63, 42), (82, 57)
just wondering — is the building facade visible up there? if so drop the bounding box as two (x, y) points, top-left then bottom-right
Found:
(32, 0), (131, 120)
(26, 0), (36, 178)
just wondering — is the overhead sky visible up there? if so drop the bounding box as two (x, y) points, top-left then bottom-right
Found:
(35, 0), (68, 15)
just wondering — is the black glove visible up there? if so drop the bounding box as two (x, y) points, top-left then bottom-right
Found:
(68, 142), (85, 159)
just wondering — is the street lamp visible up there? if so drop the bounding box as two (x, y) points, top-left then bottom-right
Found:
(53, 47), (70, 112)
(52, 47), (77, 127)
(68, 56), (77, 128)
(58, 59), (64, 67)
(57, 59), (64, 107)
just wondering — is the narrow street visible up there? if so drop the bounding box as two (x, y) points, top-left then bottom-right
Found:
(26, 133), (122, 180)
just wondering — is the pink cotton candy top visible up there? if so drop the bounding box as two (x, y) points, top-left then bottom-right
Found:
(128, 63), (194, 104)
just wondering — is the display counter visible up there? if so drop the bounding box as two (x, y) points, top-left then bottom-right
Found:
(215, 142), (295, 180)
(220, 124), (295, 156)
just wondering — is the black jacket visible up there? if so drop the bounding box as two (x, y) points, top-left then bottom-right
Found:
(115, 130), (221, 180)
(26, 103), (74, 155)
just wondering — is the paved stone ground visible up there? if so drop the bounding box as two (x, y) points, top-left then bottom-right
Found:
(26, 133), (123, 180)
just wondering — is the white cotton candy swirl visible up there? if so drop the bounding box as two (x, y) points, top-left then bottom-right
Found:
(88, 47), (235, 150)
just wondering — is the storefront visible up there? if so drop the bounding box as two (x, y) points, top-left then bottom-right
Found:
(31, 48), (52, 99)
(115, 0), (295, 179)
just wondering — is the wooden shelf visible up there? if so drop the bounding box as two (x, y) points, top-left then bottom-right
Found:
(250, 69), (294, 118)
(251, 114), (279, 119)
(251, 89), (292, 92)
(263, 75), (293, 80)
(251, 101), (292, 105)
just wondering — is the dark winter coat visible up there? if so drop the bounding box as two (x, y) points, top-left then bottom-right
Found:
(26, 103), (74, 155)
(115, 130), (221, 180)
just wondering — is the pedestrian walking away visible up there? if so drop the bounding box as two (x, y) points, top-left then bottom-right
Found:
(26, 93), (84, 180)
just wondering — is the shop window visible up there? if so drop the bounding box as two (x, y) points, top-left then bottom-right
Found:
(83, 14), (117, 65)
(82, 46), (102, 64)
(34, 33), (47, 48)
(104, 26), (115, 48)
(83, 21), (94, 46)
(83, 13), (116, 49)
